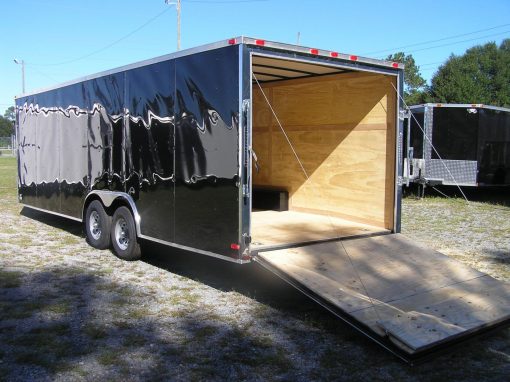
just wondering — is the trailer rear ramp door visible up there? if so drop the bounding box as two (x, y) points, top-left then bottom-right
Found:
(254, 234), (510, 360)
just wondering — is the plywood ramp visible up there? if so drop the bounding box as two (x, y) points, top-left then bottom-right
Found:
(255, 234), (510, 355)
(251, 210), (387, 249)
(252, 71), (397, 229)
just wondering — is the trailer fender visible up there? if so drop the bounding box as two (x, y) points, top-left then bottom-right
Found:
(83, 191), (141, 237)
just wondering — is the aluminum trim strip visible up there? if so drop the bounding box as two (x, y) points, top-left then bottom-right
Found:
(250, 51), (399, 78)
(409, 104), (510, 113)
(138, 234), (249, 264)
(21, 204), (83, 222)
(240, 37), (403, 70)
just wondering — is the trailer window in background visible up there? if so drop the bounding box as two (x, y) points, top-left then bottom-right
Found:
(431, 107), (478, 160)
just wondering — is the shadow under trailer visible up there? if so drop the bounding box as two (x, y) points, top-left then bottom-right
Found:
(15, 37), (510, 362)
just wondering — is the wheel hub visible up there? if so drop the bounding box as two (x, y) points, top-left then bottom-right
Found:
(89, 210), (101, 240)
(115, 218), (129, 250)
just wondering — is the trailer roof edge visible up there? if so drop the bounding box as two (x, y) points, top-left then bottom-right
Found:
(14, 36), (403, 100)
(409, 103), (510, 113)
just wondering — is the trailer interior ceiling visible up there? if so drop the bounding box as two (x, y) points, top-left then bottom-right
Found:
(250, 55), (397, 248)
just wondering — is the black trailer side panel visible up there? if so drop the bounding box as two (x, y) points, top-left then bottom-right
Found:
(125, 60), (176, 241)
(16, 73), (125, 218)
(174, 47), (240, 256)
(478, 108), (510, 185)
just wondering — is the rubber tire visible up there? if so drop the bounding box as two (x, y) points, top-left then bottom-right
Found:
(85, 200), (111, 250)
(110, 206), (141, 261)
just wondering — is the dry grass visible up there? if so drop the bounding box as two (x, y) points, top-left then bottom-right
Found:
(0, 157), (509, 381)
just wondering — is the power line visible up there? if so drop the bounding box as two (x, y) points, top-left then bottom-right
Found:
(404, 30), (509, 54)
(363, 22), (510, 55)
(29, 66), (59, 83)
(183, 0), (268, 3)
(29, 7), (172, 67)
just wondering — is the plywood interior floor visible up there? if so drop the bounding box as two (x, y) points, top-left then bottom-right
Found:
(251, 210), (388, 249)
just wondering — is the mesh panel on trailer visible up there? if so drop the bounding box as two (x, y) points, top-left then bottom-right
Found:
(427, 159), (477, 185)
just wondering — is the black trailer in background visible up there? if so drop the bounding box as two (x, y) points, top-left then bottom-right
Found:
(404, 104), (510, 187)
(15, 38), (510, 362)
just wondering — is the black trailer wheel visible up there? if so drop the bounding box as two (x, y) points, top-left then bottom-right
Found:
(85, 200), (112, 250)
(111, 206), (141, 261)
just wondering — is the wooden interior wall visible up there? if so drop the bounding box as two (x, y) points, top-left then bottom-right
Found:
(252, 71), (397, 229)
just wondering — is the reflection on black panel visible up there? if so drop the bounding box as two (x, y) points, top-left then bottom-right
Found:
(16, 46), (243, 256)
(126, 60), (175, 241)
(174, 46), (240, 256)
(16, 73), (125, 219)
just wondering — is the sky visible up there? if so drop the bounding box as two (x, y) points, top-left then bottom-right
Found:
(1, 0), (509, 112)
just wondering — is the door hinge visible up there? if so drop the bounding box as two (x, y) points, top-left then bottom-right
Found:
(242, 184), (250, 197)
(399, 108), (411, 121)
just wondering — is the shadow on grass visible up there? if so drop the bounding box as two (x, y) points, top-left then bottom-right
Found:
(0, 266), (330, 381)
(14, 207), (510, 380)
(20, 207), (84, 237)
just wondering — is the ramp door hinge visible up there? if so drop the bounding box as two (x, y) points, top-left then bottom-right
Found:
(399, 109), (411, 120)
(242, 184), (250, 197)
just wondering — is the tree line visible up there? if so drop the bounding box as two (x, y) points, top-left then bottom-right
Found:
(387, 38), (510, 107)
(0, 106), (14, 136)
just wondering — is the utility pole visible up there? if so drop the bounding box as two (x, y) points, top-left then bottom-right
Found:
(297, 32), (300, 46)
(165, 0), (181, 51)
(177, 0), (181, 51)
(13, 59), (25, 93)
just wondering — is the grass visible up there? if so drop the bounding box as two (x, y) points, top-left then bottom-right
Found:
(0, 270), (23, 288)
(0, 157), (17, 200)
(122, 333), (148, 347)
(0, 300), (47, 320)
(9, 323), (74, 372)
(97, 349), (125, 367)
(83, 323), (109, 340)
(0, 153), (509, 380)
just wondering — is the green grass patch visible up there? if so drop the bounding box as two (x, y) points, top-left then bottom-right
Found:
(122, 333), (148, 347)
(0, 157), (17, 200)
(0, 300), (46, 320)
(129, 307), (152, 319)
(82, 323), (109, 340)
(0, 270), (24, 288)
(45, 301), (72, 315)
(97, 348), (125, 366)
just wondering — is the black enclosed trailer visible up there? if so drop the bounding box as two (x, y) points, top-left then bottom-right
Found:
(404, 103), (510, 187)
(15, 38), (510, 361)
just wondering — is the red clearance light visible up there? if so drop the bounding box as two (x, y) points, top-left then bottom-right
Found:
(255, 39), (265, 46)
(310, 48), (319, 55)
(330, 52), (339, 58)
(349, 55), (358, 61)
(392, 62), (399, 68)
(230, 243), (241, 250)
(228, 38), (236, 45)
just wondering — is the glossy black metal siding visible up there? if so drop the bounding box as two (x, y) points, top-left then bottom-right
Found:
(16, 73), (125, 218)
(174, 47), (240, 256)
(125, 60), (176, 242)
(16, 45), (241, 258)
